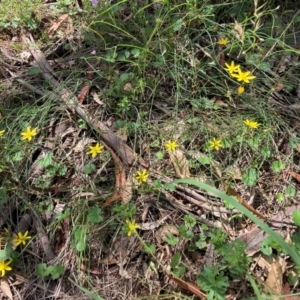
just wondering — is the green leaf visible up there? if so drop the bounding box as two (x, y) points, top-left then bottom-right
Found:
(172, 18), (182, 31)
(83, 163), (96, 174)
(48, 264), (64, 279)
(56, 208), (71, 221)
(0, 249), (9, 260)
(271, 160), (286, 173)
(37, 152), (53, 168)
(197, 266), (229, 300)
(156, 151), (164, 159)
(195, 238), (206, 249)
(242, 168), (258, 186)
(87, 207), (103, 223)
(143, 242), (155, 254)
(166, 234), (179, 246)
(209, 229), (227, 251)
(184, 215), (196, 228)
(76, 241), (86, 252)
(292, 210), (300, 227)
(260, 145), (272, 158)
(173, 265), (186, 278)
(130, 48), (140, 58)
(260, 239), (273, 256)
(171, 252), (181, 268)
(285, 185), (297, 198)
(0, 187), (8, 205)
(27, 66), (41, 75)
(198, 155), (210, 165)
(36, 263), (49, 278)
(74, 227), (86, 252)
(276, 193), (285, 202)
(12, 151), (24, 162)
(164, 182), (175, 192)
(179, 224), (194, 239)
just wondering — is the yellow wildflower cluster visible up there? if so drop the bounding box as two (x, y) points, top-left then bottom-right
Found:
(165, 140), (179, 152)
(224, 61), (256, 84)
(135, 169), (149, 185)
(86, 142), (104, 158)
(0, 231), (32, 277)
(21, 127), (38, 142)
(218, 37), (229, 46)
(125, 219), (140, 236)
(209, 138), (223, 151)
(224, 61), (256, 95)
(244, 119), (261, 129)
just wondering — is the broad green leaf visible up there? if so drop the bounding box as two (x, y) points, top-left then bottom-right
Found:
(165, 234), (179, 246)
(271, 160), (286, 173)
(87, 207), (103, 223)
(292, 210), (300, 227)
(0, 187), (8, 205)
(143, 242), (155, 254)
(27, 66), (41, 75)
(242, 168), (257, 186)
(171, 252), (181, 268)
(83, 163), (96, 174)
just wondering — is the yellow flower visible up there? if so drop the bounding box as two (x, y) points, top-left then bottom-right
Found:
(21, 127), (38, 142)
(224, 61), (241, 74)
(165, 140), (179, 151)
(86, 142), (104, 158)
(244, 119), (261, 129)
(0, 260), (12, 277)
(125, 219), (140, 236)
(218, 37), (229, 45)
(237, 86), (245, 95)
(13, 231), (31, 247)
(209, 138), (223, 151)
(135, 169), (149, 184)
(231, 69), (256, 83)
(0, 130), (5, 137)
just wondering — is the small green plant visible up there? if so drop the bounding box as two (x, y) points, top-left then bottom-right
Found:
(197, 266), (229, 300)
(242, 167), (258, 186)
(219, 239), (251, 279)
(36, 263), (65, 280)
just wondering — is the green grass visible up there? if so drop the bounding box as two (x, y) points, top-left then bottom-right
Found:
(1, 0), (300, 299)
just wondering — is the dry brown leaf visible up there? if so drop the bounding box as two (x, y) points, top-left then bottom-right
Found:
(123, 82), (132, 91)
(285, 169), (300, 183)
(48, 14), (70, 36)
(225, 165), (242, 179)
(282, 280), (299, 300)
(232, 20), (244, 43)
(91, 90), (104, 106)
(118, 261), (131, 279)
(265, 256), (286, 296)
(169, 149), (191, 178)
(163, 120), (185, 140)
(0, 279), (13, 300)
(254, 255), (286, 297)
